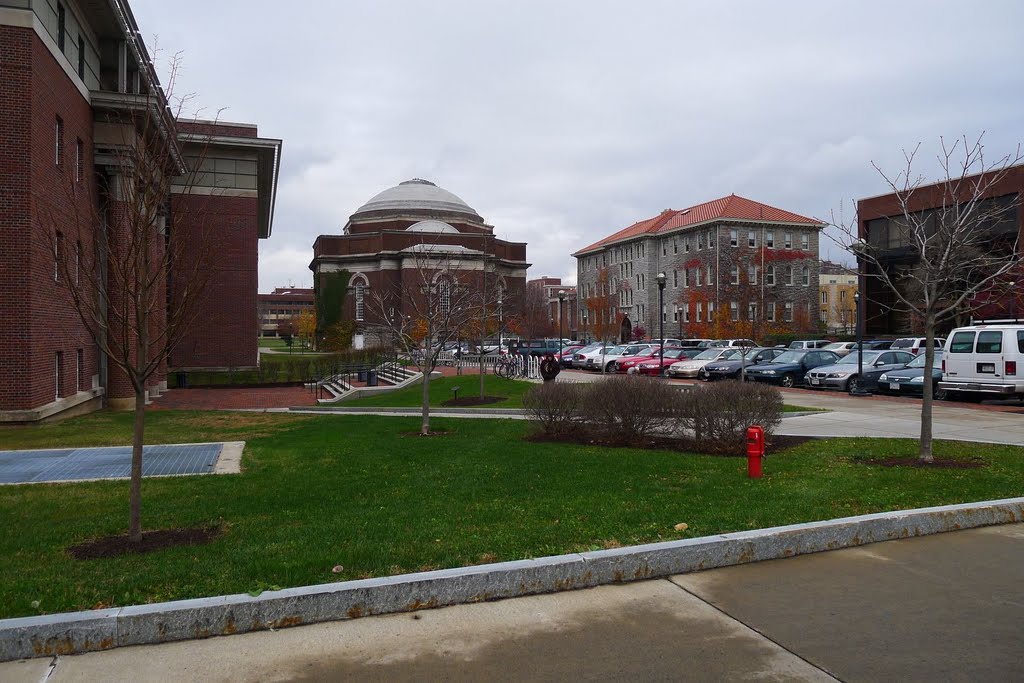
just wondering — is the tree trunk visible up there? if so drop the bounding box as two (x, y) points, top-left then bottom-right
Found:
(129, 383), (145, 542)
(421, 368), (431, 436)
(919, 312), (936, 463)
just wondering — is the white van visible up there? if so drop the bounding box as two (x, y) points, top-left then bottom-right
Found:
(939, 323), (1024, 400)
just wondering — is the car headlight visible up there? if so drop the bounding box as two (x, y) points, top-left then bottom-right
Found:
(878, 373), (888, 381)
(763, 370), (776, 375)
(910, 376), (924, 383)
(827, 371), (851, 378)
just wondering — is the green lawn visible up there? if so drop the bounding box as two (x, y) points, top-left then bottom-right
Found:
(258, 337), (313, 351)
(1, 410), (1021, 619)
(345, 374), (534, 408)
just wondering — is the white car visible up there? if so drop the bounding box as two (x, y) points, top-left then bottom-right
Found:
(665, 347), (740, 379)
(708, 338), (758, 348)
(891, 336), (946, 356)
(578, 344), (625, 372)
(823, 341), (858, 357)
(599, 343), (655, 370)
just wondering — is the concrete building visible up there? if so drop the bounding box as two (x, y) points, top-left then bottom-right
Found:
(309, 179), (529, 347)
(0, 0), (281, 421)
(258, 288), (314, 337)
(857, 164), (1024, 336)
(526, 277), (578, 340)
(819, 261), (857, 334)
(573, 195), (825, 342)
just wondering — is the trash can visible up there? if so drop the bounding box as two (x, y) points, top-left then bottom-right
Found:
(357, 370), (367, 382)
(367, 370), (378, 387)
(175, 371), (188, 388)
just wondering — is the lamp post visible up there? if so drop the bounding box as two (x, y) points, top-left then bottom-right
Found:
(656, 272), (667, 377)
(558, 290), (566, 362)
(851, 290), (868, 396)
(497, 297), (503, 356)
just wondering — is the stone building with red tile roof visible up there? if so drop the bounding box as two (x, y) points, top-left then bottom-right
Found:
(573, 195), (825, 341)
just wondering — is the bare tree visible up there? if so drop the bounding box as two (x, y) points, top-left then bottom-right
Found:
(367, 247), (478, 435)
(830, 135), (1023, 462)
(46, 53), (219, 541)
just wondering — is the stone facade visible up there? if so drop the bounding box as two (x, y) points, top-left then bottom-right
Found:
(574, 196), (825, 342)
(819, 261), (857, 334)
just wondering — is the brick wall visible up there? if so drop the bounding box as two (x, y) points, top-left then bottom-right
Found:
(170, 194), (259, 369)
(0, 28), (100, 411)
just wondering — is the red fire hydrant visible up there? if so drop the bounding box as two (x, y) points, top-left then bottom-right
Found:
(746, 425), (765, 479)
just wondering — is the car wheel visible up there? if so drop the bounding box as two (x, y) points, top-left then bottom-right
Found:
(847, 376), (864, 394)
(933, 386), (948, 400)
(780, 373), (795, 388)
(698, 367), (709, 381)
(605, 361), (616, 372)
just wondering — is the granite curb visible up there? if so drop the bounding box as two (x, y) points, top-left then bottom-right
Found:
(3, 497), (1022, 661)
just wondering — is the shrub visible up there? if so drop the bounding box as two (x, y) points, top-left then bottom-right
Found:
(675, 380), (783, 454)
(579, 375), (682, 443)
(523, 383), (585, 437)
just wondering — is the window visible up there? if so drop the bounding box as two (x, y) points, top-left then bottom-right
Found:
(784, 232), (792, 249)
(840, 290), (847, 302)
(698, 232), (704, 250)
(801, 266), (810, 286)
(683, 269), (689, 288)
(708, 301), (715, 322)
(820, 309), (828, 324)
(766, 265), (775, 286)
(76, 349), (83, 392)
(730, 229), (738, 247)
(683, 305), (690, 323)
(354, 284), (365, 321)
(748, 231), (756, 248)
(785, 265), (793, 286)
(977, 331), (1003, 354)
(75, 240), (81, 284)
(673, 270), (678, 287)
(766, 231), (774, 248)
(75, 139), (83, 181)
(821, 290), (828, 304)
(662, 242), (667, 256)
(54, 231), (63, 281)
(57, 3), (66, 52)
(1018, 330), (1024, 353)
(784, 302), (793, 322)
(801, 233), (809, 250)
(767, 303), (776, 322)
(749, 302), (757, 320)
(730, 301), (739, 321)
(77, 36), (85, 79)
(673, 239), (678, 255)
(707, 265), (713, 285)
(696, 268), (702, 287)
(673, 306), (679, 322)
(730, 265), (739, 285)
(662, 305), (666, 323)
(684, 237), (690, 253)
(55, 117), (64, 166)
(748, 265), (757, 285)
(696, 302), (703, 322)
(438, 279), (451, 318)
(708, 229), (715, 248)
(55, 351), (63, 399)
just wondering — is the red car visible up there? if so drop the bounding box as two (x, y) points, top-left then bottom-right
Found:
(614, 347), (660, 373)
(557, 344), (586, 367)
(630, 347), (694, 376)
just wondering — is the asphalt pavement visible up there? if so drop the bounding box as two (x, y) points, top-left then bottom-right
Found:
(7, 524), (1021, 682)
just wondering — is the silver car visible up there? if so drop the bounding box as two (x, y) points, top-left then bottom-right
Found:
(804, 350), (915, 393)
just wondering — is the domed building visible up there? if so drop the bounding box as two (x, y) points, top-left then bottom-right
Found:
(310, 179), (529, 346)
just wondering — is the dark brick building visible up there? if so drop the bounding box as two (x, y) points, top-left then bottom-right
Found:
(0, 0), (281, 421)
(310, 179), (529, 347)
(574, 195), (825, 341)
(259, 287), (314, 337)
(526, 277), (578, 340)
(857, 164), (1024, 335)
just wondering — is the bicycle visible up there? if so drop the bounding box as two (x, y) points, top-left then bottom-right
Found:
(495, 354), (529, 379)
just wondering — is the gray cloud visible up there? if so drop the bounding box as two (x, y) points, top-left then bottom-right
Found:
(132, 0), (1024, 289)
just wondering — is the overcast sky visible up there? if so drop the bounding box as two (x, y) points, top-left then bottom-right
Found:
(132, 0), (1024, 291)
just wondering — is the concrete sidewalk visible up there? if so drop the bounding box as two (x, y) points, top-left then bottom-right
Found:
(8, 524), (1021, 682)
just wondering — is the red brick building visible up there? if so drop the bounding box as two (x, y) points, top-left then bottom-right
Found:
(310, 179), (529, 346)
(526, 277), (578, 340)
(259, 288), (314, 337)
(0, 0), (281, 421)
(857, 164), (1024, 335)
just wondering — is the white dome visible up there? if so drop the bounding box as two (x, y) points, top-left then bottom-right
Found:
(407, 220), (459, 234)
(352, 179), (482, 222)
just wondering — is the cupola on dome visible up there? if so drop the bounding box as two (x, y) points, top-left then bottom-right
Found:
(351, 178), (483, 223)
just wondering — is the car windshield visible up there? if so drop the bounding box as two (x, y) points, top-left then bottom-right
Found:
(693, 349), (721, 360)
(661, 348), (688, 359)
(890, 339), (914, 348)
(741, 347), (765, 359)
(907, 352), (943, 368)
(576, 345), (600, 354)
(824, 342), (848, 350)
(721, 348), (742, 360)
(788, 342), (804, 349)
(772, 351), (806, 364)
(838, 351), (882, 365)
(604, 346), (625, 355)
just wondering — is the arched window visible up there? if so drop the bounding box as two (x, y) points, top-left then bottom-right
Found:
(350, 273), (368, 321)
(438, 278), (451, 318)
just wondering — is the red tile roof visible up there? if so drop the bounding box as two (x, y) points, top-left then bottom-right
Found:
(573, 194), (824, 256)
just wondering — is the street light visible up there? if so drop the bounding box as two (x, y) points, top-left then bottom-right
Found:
(558, 290), (566, 362)
(497, 297), (503, 356)
(656, 272), (667, 377)
(851, 290), (868, 396)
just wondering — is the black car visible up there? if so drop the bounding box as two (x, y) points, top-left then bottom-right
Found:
(876, 351), (946, 399)
(703, 347), (784, 380)
(744, 350), (840, 388)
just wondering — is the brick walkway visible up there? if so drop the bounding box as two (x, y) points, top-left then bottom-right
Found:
(150, 386), (318, 410)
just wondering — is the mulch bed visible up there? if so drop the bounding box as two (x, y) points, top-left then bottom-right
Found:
(525, 431), (815, 457)
(68, 526), (222, 560)
(858, 457), (986, 469)
(399, 428), (453, 437)
(441, 396), (506, 407)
